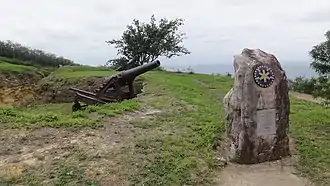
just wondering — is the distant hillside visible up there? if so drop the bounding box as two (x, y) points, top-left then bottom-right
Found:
(0, 40), (78, 67)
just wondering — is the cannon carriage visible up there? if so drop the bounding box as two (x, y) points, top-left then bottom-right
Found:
(70, 60), (161, 111)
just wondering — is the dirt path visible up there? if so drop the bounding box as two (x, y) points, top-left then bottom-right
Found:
(290, 92), (323, 103)
(215, 160), (314, 186)
(214, 121), (315, 186)
(214, 139), (314, 186)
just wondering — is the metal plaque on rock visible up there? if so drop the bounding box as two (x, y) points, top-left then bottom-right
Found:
(256, 109), (276, 136)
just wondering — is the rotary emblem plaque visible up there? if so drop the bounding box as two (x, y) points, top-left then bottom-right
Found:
(253, 65), (275, 88)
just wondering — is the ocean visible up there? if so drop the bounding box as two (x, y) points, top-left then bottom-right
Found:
(163, 63), (317, 80)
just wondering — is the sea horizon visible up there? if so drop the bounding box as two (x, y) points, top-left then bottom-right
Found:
(163, 63), (317, 79)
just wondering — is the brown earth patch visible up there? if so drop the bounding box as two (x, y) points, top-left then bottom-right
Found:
(0, 108), (162, 185)
(32, 76), (145, 105)
(0, 72), (43, 88)
(0, 72), (43, 107)
(33, 76), (105, 104)
(0, 86), (36, 107)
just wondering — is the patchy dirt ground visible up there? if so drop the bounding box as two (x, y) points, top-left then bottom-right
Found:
(0, 108), (162, 185)
(215, 159), (314, 186)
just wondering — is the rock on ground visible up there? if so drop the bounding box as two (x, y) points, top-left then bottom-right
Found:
(223, 48), (290, 164)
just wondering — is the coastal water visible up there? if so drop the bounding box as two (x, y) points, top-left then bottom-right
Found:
(163, 63), (317, 79)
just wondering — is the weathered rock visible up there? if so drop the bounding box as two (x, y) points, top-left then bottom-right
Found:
(223, 48), (290, 164)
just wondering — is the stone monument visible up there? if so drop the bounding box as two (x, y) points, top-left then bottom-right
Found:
(223, 48), (290, 164)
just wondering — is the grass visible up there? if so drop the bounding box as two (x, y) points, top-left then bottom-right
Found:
(52, 65), (116, 78)
(0, 61), (38, 72)
(125, 71), (330, 185)
(0, 56), (38, 67)
(0, 150), (101, 186)
(1, 65), (330, 185)
(0, 57), (55, 77)
(0, 100), (140, 129)
(127, 71), (233, 185)
(0, 58), (114, 77)
(290, 97), (330, 185)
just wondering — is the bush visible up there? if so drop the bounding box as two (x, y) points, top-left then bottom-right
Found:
(292, 75), (330, 103)
(312, 76), (330, 102)
(291, 76), (317, 94)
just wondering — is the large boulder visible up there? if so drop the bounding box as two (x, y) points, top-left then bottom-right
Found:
(223, 48), (290, 164)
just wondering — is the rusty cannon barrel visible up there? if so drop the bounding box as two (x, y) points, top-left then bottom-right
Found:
(119, 60), (161, 80)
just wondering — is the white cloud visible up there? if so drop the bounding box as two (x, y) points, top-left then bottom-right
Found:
(0, 0), (329, 66)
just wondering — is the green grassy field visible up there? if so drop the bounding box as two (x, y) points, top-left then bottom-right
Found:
(0, 57), (56, 77)
(0, 60), (38, 72)
(0, 101), (139, 129)
(0, 66), (329, 185)
(290, 98), (330, 184)
(52, 65), (117, 78)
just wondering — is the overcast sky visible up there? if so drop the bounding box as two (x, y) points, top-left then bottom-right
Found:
(0, 0), (329, 67)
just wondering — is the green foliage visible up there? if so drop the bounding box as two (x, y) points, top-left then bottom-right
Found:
(291, 76), (317, 94)
(307, 30), (330, 102)
(312, 76), (330, 103)
(106, 14), (191, 69)
(0, 40), (76, 67)
(290, 75), (330, 104)
(309, 30), (330, 75)
(0, 101), (140, 129)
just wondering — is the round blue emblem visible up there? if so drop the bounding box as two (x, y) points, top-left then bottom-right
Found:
(253, 65), (275, 88)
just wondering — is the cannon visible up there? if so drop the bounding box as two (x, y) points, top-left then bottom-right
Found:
(70, 60), (161, 111)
